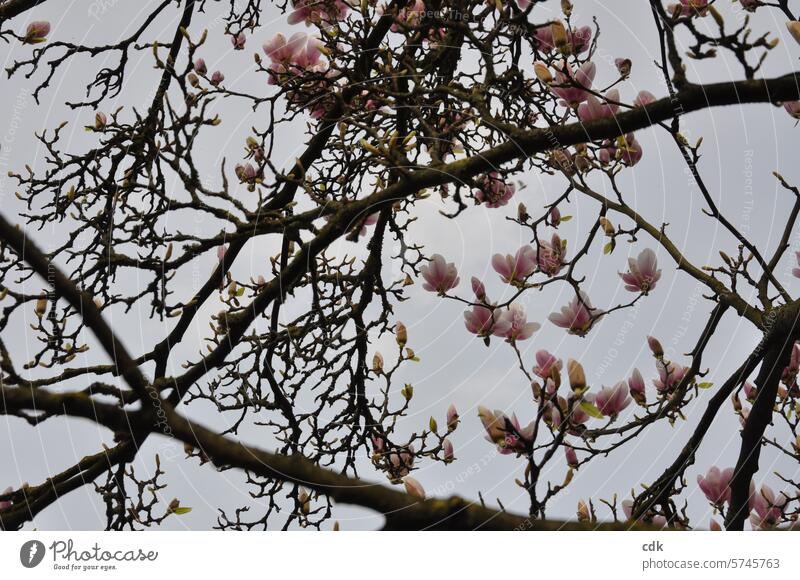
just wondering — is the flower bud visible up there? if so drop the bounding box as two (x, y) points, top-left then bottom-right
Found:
(534, 61), (553, 84)
(647, 336), (664, 358)
(231, 32), (246, 50)
(628, 368), (646, 405)
(23, 21), (50, 44)
(471, 277), (486, 301)
(598, 216), (614, 236)
(565, 445), (578, 468)
(403, 476), (426, 500)
(401, 383), (414, 401)
(567, 359), (586, 391)
(396, 322), (408, 346)
(94, 112), (107, 130)
(551, 21), (568, 49)
(194, 58), (207, 75)
(549, 206), (561, 226)
(743, 381), (756, 401)
(615, 58), (631, 77)
(372, 352), (384, 373)
(787, 21), (800, 45)
(446, 404), (459, 430)
(298, 488), (311, 514)
(35, 293), (48, 319)
(210, 71), (225, 86)
(577, 499), (590, 522)
(443, 438), (454, 462)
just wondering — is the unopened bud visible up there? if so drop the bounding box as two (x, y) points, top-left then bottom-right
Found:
(396, 322), (408, 347)
(551, 21), (568, 49)
(599, 216), (614, 236)
(534, 61), (553, 84)
(401, 384), (414, 401)
(567, 359), (586, 391)
(577, 499), (590, 522)
(372, 352), (384, 373)
(647, 336), (664, 358)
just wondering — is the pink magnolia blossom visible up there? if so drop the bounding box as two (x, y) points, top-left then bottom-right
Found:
(421, 254), (459, 294)
(463, 304), (494, 337)
(749, 485), (786, 530)
(594, 382), (631, 417)
(647, 335), (664, 358)
(442, 438), (454, 462)
(354, 213), (379, 239)
(615, 58), (631, 77)
(289, 0), (350, 26)
(784, 101), (800, 120)
(781, 342), (800, 386)
(478, 406), (534, 455)
(550, 61), (596, 106)
(210, 71), (225, 86)
(0, 487), (12, 510)
(231, 32), (246, 50)
(599, 133), (643, 166)
(548, 291), (598, 336)
(390, 0), (426, 31)
(577, 89), (620, 122)
(491, 245), (537, 285)
(535, 377), (558, 401)
(388, 446), (415, 477)
(619, 248), (661, 294)
(263, 33), (328, 85)
(533, 23), (591, 54)
(446, 404), (459, 429)
(217, 245), (228, 262)
(23, 21), (50, 44)
(739, 0), (759, 10)
(492, 303), (540, 342)
(565, 445), (579, 468)
(697, 466), (733, 505)
(403, 476), (426, 500)
(792, 251), (800, 277)
(474, 171), (516, 208)
(634, 90), (657, 107)
(533, 234), (566, 276)
(471, 276), (487, 301)
(668, 0), (708, 17)
(235, 162), (257, 182)
(94, 112), (107, 129)
(564, 397), (590, 428)
(653, 360), (687, 392)
(622, 500), (668, 528)
(549, 206), (562, 226)
(194, 58), (207, 75)
(533, 349), (562, 379)
(628, 368), (646, 404)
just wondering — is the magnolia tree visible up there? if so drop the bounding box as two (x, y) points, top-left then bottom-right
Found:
(2, 0), (800, 532)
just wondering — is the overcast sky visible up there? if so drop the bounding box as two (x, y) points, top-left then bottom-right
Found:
(1, 0), (799, 530)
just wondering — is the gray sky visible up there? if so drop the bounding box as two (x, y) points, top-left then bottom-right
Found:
(1, 0), (799, 530)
